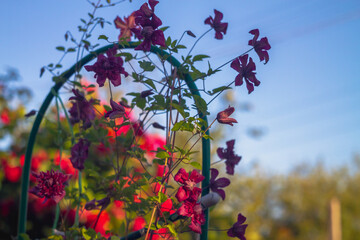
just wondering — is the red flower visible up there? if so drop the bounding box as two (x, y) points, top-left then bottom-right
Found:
(68, 89), (96, 129)
(2, 161), (22, 182)
(205, 9), (228, 40)
(216, 106), (237, 126)
(0, 110), (10, 125)
(160, 199), (175, 215)
(178, 200), (205, 233)
(209, 168), (230, 200)
(217, 139), (242, 175)
(231, 54), (260, 94)
(84, 45), (128, 87)
(132, 216), (146, 231)
(248, 29), (271, 64)
(29, 170), (70, 203)
(174, 168), (204, 202)
(227, 213), (248, 240)
(114, 12), (138, 41)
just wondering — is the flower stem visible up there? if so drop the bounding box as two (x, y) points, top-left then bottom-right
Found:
(185, 28), (212, 60)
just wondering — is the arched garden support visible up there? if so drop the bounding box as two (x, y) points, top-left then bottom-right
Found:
(18, 42), (211, 240)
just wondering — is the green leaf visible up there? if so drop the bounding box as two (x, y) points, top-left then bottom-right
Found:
(67, 47), (76, 52)
(82, 40), (91, 46)
(156, 151), (170, 159)
(139, 60), (155, 72)
(144, 79), (157, 91)
(165, 36), (172, 47)
(135, 97), (146, 109)
(159, 26), (170, 32)
(166, 223), (178, 238)
(193, 95), (209, 116)
(158, 192), (167, 203)
(190, 162), (202, 170)
(208, 86), (232, 96)
(172, 121), (184, 131)
(19, 233), (31, 240)
(116, 52), (133, 61)
(98, 35), (109, 41)
(56, 46), (65, 51)
(103, 104), (112, 112)
(193, 54), (210, 62)
(170, 102), (189, 119)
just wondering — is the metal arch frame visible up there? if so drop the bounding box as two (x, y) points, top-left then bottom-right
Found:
(17, 42), (211, 240)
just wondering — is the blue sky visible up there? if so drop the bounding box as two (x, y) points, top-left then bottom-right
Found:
(1, 0), (360, 173)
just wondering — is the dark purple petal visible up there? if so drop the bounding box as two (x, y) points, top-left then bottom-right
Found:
(25, 110), (36, 118)
(214, 188), (226, 200)
(151, 30), (166, 47)
(235, 74), (244, 86)
(152, 122), (165, 130)
(210, 168), (219, 182)
(213, 9), (223, 23)
(214, 177), (230, 188)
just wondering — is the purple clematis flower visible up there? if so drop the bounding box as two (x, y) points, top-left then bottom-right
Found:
(178, 199), (205, 234)
(227, 213), (248, 240)
(217, 139), (242, 175)
(132, 25), (166, 52)
(104, 99), (126, 119)
(131, 0), (166, 52)
(84, 45), (128, 87)
(231, 54), (260, 94)
(248, 29), (271, 64)
(216, 106), (237, 126)
(29, 170), (70, 203)
(70, 138), (90, 171)
(174, 168), (204, 202)
(134, 0), (162, 28)
(210, 168), (230, 200)
(205, 9), (228, 40)
(68, 89), (96, 129)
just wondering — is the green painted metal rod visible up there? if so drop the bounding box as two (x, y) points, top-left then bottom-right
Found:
(17, 42), (210, 240)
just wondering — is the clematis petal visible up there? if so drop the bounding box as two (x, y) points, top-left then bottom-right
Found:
(213, 9), (223, 22)
(231, 58), (241, 72)
(189, 169), (205, 183)
(151, 30), (166, 47)
(214, 177), (231, 188)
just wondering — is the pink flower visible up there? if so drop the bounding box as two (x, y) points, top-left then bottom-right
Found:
(248, 29), (271, 64)
(68, 89), (95, 129)
(70, 138), (90, 170)
(209, 168), (230, 200)
(217, 139), (242, 175)
(114, 12), (138, 41)
(29, 170), (70, 203)
(231, 54), (260, 94)
(178, 200), (205, 233)
(84, 45), (128, 87)
(205, 9), (228, 40)
(174, 168), (204, 202)
(227, 213), (248, 240)
(217, 106), (237, 126)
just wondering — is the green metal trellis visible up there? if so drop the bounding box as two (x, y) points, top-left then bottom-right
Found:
(17, 42), (211, 240)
